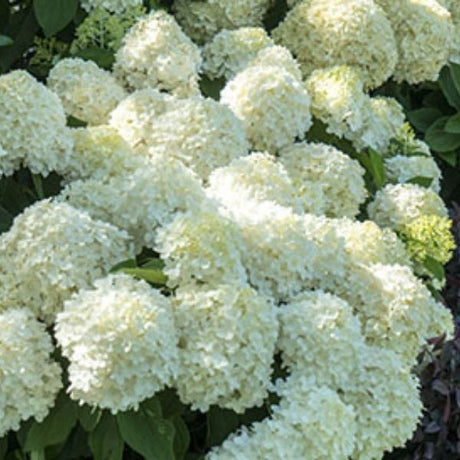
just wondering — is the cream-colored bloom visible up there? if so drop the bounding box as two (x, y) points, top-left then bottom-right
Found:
(80, 0), (143, 13)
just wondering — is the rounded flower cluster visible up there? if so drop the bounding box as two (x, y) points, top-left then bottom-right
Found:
(173, 0), (273, 44)
(221, 65), (312, 153)
(173, 283), (278, 413)
(59, 154), (206, 251)
(273, 0), (398, 89)
(0, 200), (133, 322)
(80, 0), (143, 14)
(375, 0), (453, 83)
(155, 208), (247, 288)
(367, 183), (448, 231)
(0, 308), (62, 437)
(47, 58), (127, 126)
(0, 70), (73, 176)
(278, 142), (367, 218)
(55, 274), (178, 413)
(247, 45), (302, 80)
(202, 27), (273, 80)
(114, 10), (202, 97)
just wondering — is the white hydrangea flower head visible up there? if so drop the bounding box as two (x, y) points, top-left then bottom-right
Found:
(375, 0), (453, 83)
(246, 45), (302, 80)
(367, 183), (448, 231)
(0, 200), (134, 322)
(114, 10), (202, 97)
(80, 0), (143, 13)
(349, 96), (406, 153)
(55, 274), (178, 413)
(58, 154), (206, 251)
(221, 65), (312, 153)
(111, 92), (249, 180)
(0, 70), (73, 177)
(207, 376), (356, 459)
(202, 27), (273, 80)
(48, 58), (127, 126)
(0, 308), (62, 437)
(278, 142), (367, 218)
(272, 0), (398, 89)
(173, 0), (274, 44)
(173, 283), (278, 413)
(279, 291), (364, 387)
(62, 125), (144, 181)
(385, 154), (442, 193)
(155, 208), (247, 288)
(305, 65), (368, 138)
(207, 153), (300, 212)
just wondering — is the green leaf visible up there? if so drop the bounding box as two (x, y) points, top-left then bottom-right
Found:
(439, 65), (460, 111)
(109, 259), (137, 273)
(406, 176), (433, 188)
(199, 76), (225, 101)
(449, 62), (460, 96)
(72, 47), (115, 69)
(367, 149), (385, 189)
(407, 108), (443, 133)
(89, 413), (124, 460)
(78, 406), (102, 432)
(116, 410), (175, 460)
(424, 256), (445, 282)
(33, 0), (78, 37)
(171, 416), (190, 460)
(0, 436), (7, 459)
(425, 117), (460, 152)
(0, 34), (12, 46)
(24, 393), (78, 451)
(0, 0), (10, 30)
(444, 113), (460, 134)
(119, 267), (168, 286)
(436, 150), (457, 167)
(206, 407), (239, 448)
(141, 258), (166, 270)
(0, 205), (13, 233)
(67, 116), (87, 128)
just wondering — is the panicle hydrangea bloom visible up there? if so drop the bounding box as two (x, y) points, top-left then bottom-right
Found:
(29, 36), (68, 72)
(70, 5), (146, 54)
(47, 58), (127, 126)
(202, 27), (273, 80)
(80, 0), (143, 13)
(399, 214), (455, 265)
(58, 154), (206, 251)
(0, 200), (134, 322)
(385, 154), (442, 192)
(207, 376), (356, 459)
(0, 70), (73, 176)
(272, 0), (398, 89)
(221, 64), (312, 153)
(55, 274), (178, 413)
(278, 142), (367, 218)
(62, 125), (144, 181)
(206, 153), (300, 212)
(374, 0), (453, 83)
(173, 283), (278, 413)
(155, 208), (247, 288)
(247, 45), (302, 80)
(367, 183), (448, 231)
(0, 308), (62, 437)
(173, 0), (274, 45)
(114, 10), (202, 97)
(110, 92), (249, 180)
(305, 65), (368, 139)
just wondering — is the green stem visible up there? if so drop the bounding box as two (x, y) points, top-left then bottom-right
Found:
(32, 174), (45, 200)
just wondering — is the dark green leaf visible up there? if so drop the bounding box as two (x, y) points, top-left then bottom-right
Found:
(24, 393), (78, 451)
(72, 47), (115, 69)
(0, 436), (7, 459)
(116, 410), (175, 460)
(444, 113), (460, 134)
(119, 267), (168, 286)
(0, 205), (13, 233)
(368, 149), (385, 189)
(0, 35), (12, 47)
(425, 117), (460, 152)
(67, 116), (87, 128)
(439, 66), (460, 111)
(78, 405), (102, 432)
(109, 259), (137, 273)
(33, 0), (78, 37)
(171, 415), (190, 460)
(0, 0), (9, 31)
(406, 176), (433, 188)
(263, 0), (288, 31)
(158, 389), (185, 418)
(199, 76), (225, 101)
(449, 62), (460, 96)
(206, 407), (239, 448)
(424, 256), (445, 282)
(55, 425), (92, 460)
(89, 413), (123, 460)
(407, 108), (443, 133)
(436, 150), (457, 167)
(140, 397), (163, 418)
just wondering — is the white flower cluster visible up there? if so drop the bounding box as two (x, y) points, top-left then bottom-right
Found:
(448, 1), (460, 63)
(114, 10), (202, 97)
(0, 308), (62, 436)
(55, 274), (178, 413)
(48, 58), (127, 126)
(0, 70), (73, 176)
(0, 200), (133, 322)
(273, 0), (398, 89)
(173, 283), (278, 413)
(80, 0), (143, 13)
